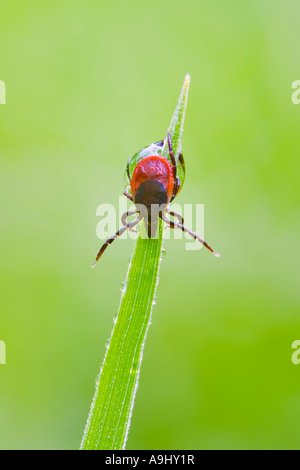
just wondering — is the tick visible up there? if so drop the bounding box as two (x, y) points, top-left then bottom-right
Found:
(92, 132), (220, 265)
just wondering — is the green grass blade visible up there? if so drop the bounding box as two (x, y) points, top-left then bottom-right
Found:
(80, 74), (190, 450)
(163, 73), (190, 160)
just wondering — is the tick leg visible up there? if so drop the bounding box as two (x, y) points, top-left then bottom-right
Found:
(123, 190), (133, 201)
(154, 139), (164, 147)
(160, 214), (220, 257)
(92, 216), (142, 266)
(178, 152), (185, 170)
(126, 158), (131, 183)
(121, 210), (139, 232)
(165, 208), (184, 225)
(170, 177), (180, 202)
(167, 131), (177, 182)
(167, 134), (185, 202)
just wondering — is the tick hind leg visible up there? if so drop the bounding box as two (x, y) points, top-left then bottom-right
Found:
(167, 132), (182, 201)
(167, 132), (177, 180)
(123, 190), (133, 201)
(160, 213), (220, 257)
(123, 159), (134, 201)
(92, 215), (142, 266)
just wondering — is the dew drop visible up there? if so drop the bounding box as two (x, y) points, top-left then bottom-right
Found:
(120, 280), (127, 293)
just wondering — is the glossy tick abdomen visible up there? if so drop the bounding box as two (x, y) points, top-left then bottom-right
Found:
(131, 156), (174, 203)
(131, 155), (174, 238)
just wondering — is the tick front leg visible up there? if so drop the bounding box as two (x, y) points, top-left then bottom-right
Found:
(160, 214), (220, 257)
(165, 208), (184, 225)
(92, 216), (142, 266)
(121, 210), (139, 232)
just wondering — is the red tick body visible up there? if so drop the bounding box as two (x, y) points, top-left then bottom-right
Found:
(131, 155), (174, 207)
(131, 155), (174, 237)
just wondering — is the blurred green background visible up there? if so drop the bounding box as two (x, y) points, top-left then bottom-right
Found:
(1, 0), (300, 450)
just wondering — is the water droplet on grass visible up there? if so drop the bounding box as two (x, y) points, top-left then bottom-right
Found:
(120, 281), (127, 293)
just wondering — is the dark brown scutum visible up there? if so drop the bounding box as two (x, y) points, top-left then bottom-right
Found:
(134, 180), (168, 238)
(134, 179), (167, 209)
